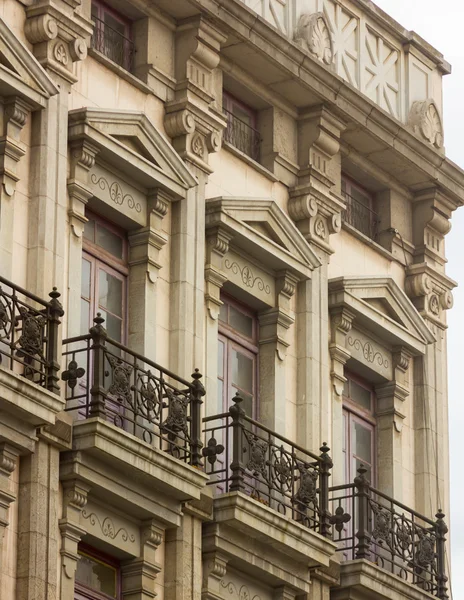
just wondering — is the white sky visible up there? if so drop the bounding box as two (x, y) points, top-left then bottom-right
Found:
(373, 1), (464, 596)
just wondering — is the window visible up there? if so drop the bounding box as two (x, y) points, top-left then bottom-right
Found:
(218, 296), (259, 419)
(91, 1), (134, 72)
(75, 545), (121, 600)
(341, 176), (379, 241)
(342, 372), (376, 485)
(81, 213), (128, 343)
(223, 92), (261, 162)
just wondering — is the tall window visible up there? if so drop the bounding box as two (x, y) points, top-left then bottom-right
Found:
(81, 213), (128, 343)
(223, 92), (261, 162)
(91, 0), (134, 72)
(218, 296), (258, 419)
(341, 175), (379, 240)
(342, 372), (376, 484)
(75, 544), (121, 600)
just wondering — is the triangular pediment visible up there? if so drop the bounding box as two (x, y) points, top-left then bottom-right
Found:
(206, 197), (321, 280)
(68, 108), (197, 199)
(329, 276), (435, 355)
(0, 18), (58, 108)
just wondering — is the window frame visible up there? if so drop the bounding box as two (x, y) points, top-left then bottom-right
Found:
(341, 175), (374, 212)
(75, 543), (122, 600)
(222, 91), (258, 130)
(90, 0), (133, 71)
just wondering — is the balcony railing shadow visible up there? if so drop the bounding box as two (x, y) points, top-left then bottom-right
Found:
(342, 191), (380, 241)
(329, 466), (448, 599)
(223, 108), (261, 162)
(91, 15), (135, 72)
(0, 276), (63, 393)
(61, 314), (204, 466)
(202, 393), (333, 536)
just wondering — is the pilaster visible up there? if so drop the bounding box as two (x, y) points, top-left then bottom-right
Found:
(0, 444), (19, 600)
(201, 552), (228, 600)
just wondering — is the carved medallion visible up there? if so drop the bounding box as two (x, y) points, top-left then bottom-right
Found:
(294, 13), (334, 66)
(408, 100), (444, 149)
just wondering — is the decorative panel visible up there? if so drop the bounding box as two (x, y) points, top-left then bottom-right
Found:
(346, 329), (392, 380)
(222, 250), (275, 305)
(322, 0), (359, 87)
(220, 569), (272, 600)
(244, 0), (291, 36)
(80, 500), (140, 555)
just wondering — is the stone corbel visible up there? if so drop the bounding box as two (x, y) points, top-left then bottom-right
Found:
(405, 263), (455, 328)
(376, 381), (408, 433)
(59, 480), (90, 590)
(68, 140), (99, 237)
(329, 307), (355, 395)
(276, 270), (299, 314)
(25, 6), (92, 84)
(0, 97), (32, 197)
(259, 308), (295, 362)
(121, 520), (163, 600)
(0, 444), (19, 528)
(164, 18), (227, 172)
(273, 586), (297, 600)
(392, 345), (413, 391)
(205, 227), (232, 321)
(202, 551), (228, 600)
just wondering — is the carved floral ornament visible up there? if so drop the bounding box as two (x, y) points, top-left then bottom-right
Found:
(294, 12), (334, 66)
(90, 173), (142, 213)
(224, 259), (271, 295)
(408, 100), (444, 149)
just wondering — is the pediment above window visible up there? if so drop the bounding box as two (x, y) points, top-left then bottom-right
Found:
(205, 197), (321, 281)
(328, 276), (435, 355)
(0, 18), (57, 108)
(68, 108), (197, 199)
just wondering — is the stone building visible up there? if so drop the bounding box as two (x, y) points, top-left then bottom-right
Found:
(0, 0), (461, 599)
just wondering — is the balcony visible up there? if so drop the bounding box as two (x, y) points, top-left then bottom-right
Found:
(223, 108), (261, 162)
(91, 15), (135, 72)
(329, 467), (448, 600)
(341, 191), (380, 241)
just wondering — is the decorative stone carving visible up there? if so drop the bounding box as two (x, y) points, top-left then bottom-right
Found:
(82, 511), (136, 542)
(329, 307), (355, 396)
(0, 97), (31, 196)
(408, 100), (444, 149)
(224, 260), (271, 295)
(347, 337), (389, 369)
(405, 264), (455, 326)
(24, 14), (58, 43)
(191, 133), (205, 158)
(91, 174), (142, 213)
(53, 41), (69, 65)
(294, 13), (334, 66)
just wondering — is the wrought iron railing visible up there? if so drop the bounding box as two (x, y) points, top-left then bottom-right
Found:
(0, 276), (63, 393)
(342, 191), (380, 240)
(91, 15), (135, 72)
(203, 393), (333, 534)
(223, 108), (261, 162)
(62, 314), (205, 466)
(329, 466), (448, 599)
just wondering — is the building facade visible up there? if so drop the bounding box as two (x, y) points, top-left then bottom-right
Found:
(0, 0), (461, 599)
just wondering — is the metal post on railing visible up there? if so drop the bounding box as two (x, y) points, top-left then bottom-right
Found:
(354, 465), (371, 559)
(190, 369), (205, 467)
(46, 287), (64, 394)
(319, 442), (333, 538)
(229, 392), (246, 492)
(89, 313), (108, 418)
(435, 509), (449, 600)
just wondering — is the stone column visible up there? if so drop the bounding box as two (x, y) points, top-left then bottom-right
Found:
(122, 521), (163, 600)
(0, 97), (32, 279)
(25, 3), (92, 298)
(59, 479), (90, 599)
(289, 106), (345, 455)
(0, 444), (19, 600)
(375, 347), (412, 499)
(164, 17), (227, 379)
(258, 272), (297, 435)
(201, 552), (228, 600)
(128, 190), (171, 360)
(328, 307), (355, 486)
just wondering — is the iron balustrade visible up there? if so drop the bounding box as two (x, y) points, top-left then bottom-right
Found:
(62, 314), (205, 466)
(329, 466), (448, 599)
(203, 393), (333, 535)
(91, 15), (135, 72)
(342, 190), (380, 240)
(223, 108), (261, 162)
(0, 276), (63, 393)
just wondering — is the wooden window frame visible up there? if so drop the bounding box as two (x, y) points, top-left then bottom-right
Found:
(75, 543), (121, 600)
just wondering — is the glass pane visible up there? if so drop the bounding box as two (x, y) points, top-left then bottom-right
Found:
(83, 218), (95, 242)
(355, 458), (372, 483)
(80, 299), (90, 335)
(218, 340), (224, 378)
(75, 553), (117, 598)
(99, 310), (123, 343)
(98, 269), (123, 317)
(218, 302), (227, 323)
(217, 379), (224, 413)
(353, 421), (372, 464)
(237, 390), (253, 418)
(81, 259), (91, 299)
(96, 224), (124, 259)
(343, 378), (349, 398)
(229, 306), (253, 338)
(231, 350), (253, 393)
(233, 104), (253, 127)
(351, 186), (371, 209)
(105, 12), (126, 35)
(350, 380), (372, 411)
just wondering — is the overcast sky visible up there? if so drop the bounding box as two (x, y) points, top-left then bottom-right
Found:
(373, 1), (464, 597)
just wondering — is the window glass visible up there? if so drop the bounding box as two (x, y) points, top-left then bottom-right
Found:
(231, 349), (253, 394)
(229, 306), (253, 338)
(96, 224), (124, 259)
(353, 421), (372, 463)
(84, 219), (95, 243)
(98, 269), (123, 317)
(75, 551), (117, 598)
(218, 302), (228, 323)
(349, 380), (371, 411)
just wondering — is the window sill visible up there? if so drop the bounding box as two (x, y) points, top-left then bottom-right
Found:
(342, 222), (395, 262)
(222, 141), (278, 182)
(88, 48), (152, 95)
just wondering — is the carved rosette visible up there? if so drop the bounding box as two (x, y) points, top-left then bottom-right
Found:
(294, 12), (334, 67)
(405, 267), (454, 325)
(408, 100), (444, 150)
